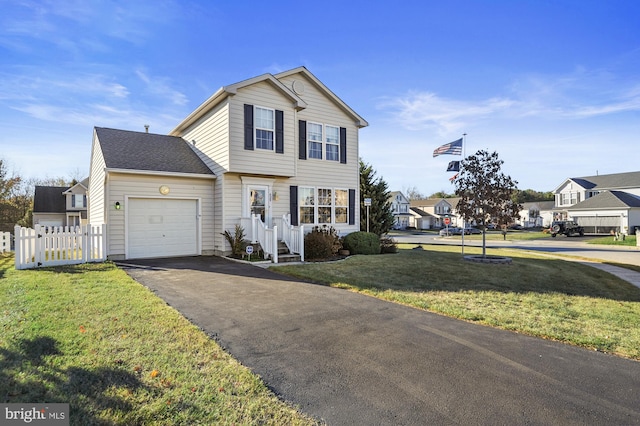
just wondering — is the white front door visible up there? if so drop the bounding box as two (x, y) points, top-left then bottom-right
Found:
(248, 185), (270, 224)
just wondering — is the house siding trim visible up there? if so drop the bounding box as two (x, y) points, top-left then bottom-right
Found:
(104, 168), (216, 180)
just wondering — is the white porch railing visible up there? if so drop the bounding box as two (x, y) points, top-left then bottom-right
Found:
(14, 224), (107, 270)
(240, 215), (305, 263)
(0, 231), (10, 253)
(241, 215), (278, 263)
(278, 214), (305, 262)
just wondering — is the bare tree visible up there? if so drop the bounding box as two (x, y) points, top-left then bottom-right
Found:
(402, 186), (425, 201)
(454, 150), (521, 257)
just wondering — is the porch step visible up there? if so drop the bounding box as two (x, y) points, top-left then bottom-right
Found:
(277, 253), (301, 263)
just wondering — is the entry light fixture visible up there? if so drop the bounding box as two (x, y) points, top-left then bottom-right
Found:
(115, 201), (121, 210)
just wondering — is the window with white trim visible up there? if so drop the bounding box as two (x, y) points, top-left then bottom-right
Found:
(299, 187), (315, 224)
(307, 122), (341, 161)
(335, 189), (348, 223)
(326, 125), (339, 161)
(299, 187), (349, 225)
(255, 106), (274, 150)
(318, 188), (332, 224)
(308, 122), (323, 159)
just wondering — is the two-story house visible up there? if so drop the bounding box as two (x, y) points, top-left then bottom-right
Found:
(89, 67), (367, 260)
(409, 198), (455, 229)
(553, 171), (640, 234)
(389, 191), (412, 229)
(33, 178), (89, 228)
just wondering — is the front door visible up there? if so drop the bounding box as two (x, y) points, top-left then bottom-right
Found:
(248, 185), (269, 223)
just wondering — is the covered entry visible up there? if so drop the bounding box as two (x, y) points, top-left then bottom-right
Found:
(127, 198), (199, 259)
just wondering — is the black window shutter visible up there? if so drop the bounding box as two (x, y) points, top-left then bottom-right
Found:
(290, 186), (299, 226)
(340, 127), (347, 164)
(244, 104), (254, 150)
(298, 120), (307, 160)
(275, 110), (284, 154)
(349, 189), (356, 225)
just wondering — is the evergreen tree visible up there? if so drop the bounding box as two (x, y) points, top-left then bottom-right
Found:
(359, 159), (395, 236)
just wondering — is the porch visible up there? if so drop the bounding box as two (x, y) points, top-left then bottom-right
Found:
(240, 214), (305, 263)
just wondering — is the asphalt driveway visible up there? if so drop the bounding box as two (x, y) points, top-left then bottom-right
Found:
(118, 256), (640, 425)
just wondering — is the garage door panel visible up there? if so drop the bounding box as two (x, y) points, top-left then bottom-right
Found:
(128, 198), (198, 259)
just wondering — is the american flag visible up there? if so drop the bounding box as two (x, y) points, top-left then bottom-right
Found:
(433, 138), (463, 157)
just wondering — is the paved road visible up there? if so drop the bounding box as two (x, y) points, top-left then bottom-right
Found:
(391, 231), (640, 266)
(119, 256), (640, 425)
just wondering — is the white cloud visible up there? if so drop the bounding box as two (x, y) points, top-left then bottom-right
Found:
(382, 67), (640, 135)
(135, 69), (188, 106)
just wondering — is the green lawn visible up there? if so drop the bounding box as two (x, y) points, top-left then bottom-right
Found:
(272, 245), (640, 360)
(0, 253), (316, 426)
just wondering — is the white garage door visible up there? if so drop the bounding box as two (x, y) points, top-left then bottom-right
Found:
(128, 198), (198, 259)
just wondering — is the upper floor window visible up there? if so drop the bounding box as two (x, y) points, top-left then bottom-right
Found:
(308, 123), (340, 161)
(326, 126), (339, 161)
(254, 106), (274, 150)
(72, 194), (86, 208)
(308, 122), (323, 159)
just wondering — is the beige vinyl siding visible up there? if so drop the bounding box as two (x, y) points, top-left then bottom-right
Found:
(88, 134), (106, 225)
(181, 100), (231, 173)
(105, 173), (214, 259)
(227, 81), (296, 177)
(279, 73), (360, 233)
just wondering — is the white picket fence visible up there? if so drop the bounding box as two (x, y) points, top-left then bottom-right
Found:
(0, 231), (10, 253)
(14, 224), (107, 270)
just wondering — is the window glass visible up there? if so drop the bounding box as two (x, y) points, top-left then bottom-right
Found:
(299, 187), (315, 224)
(326, 126), (339, 161)
(318, 188), (332, 223)
(335, 189), (348, 223)
(255, 107), (274, 150)
(308, 123), (323, 159)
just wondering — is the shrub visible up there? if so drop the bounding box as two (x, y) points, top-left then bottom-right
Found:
(342, 231), (380, 255)
(380, 236), (398, 254)
(304, 225), (342, 260)
(221, 224), (247, 257)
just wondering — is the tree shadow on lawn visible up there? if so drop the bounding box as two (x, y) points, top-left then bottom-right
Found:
(0, 336), (177, 425)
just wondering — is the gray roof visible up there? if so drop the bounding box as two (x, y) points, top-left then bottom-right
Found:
(410, 207), (435, 217)
(521, 201), (555, 210)
(570, 171), (640, 190)
(33, 186), (69, 213)
(95, 127), (214, 175)
(568, 190), (640, 210)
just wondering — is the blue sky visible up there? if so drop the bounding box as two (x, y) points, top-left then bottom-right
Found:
(1, 0), (639, 195)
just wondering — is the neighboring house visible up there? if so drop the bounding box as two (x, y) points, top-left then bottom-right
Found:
(410, 198), (456, 228)
(519, 201), (554, 228)
(33, 178), (89, 228)
(389, 191), (412, 229)
(89, 66), (367, 260)
(553, 171), (640, 234)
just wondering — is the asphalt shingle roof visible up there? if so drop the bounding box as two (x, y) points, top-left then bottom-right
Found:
(33, 186), (69, 213)
(568, 190), (640, 210)
(95, 127), (214, 175)
(571, 171), (640, 190)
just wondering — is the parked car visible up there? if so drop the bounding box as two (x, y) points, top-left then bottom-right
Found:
(439, 227), (461, 236)
(550, 221), (584, 237)
(462, 227), (482, 235)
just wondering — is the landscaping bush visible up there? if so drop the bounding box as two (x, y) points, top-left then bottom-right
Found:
(380, 236), (398, 254)
(221, 224), (247, 257)
(304, 225), (342, 260)
(342, 231), (380, 255)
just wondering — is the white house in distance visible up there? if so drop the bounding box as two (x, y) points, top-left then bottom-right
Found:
(89, 67), (367, 260)
(389, 191), (412, 229)
(553, 171), (640, 234)
(518, 201), (555, 228)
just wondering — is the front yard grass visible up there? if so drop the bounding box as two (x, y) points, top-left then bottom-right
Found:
(272, 245), (640, 360)
(0, 253), (316, 426)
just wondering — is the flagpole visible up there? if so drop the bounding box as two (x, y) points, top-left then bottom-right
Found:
(461, 133), (466, 256)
